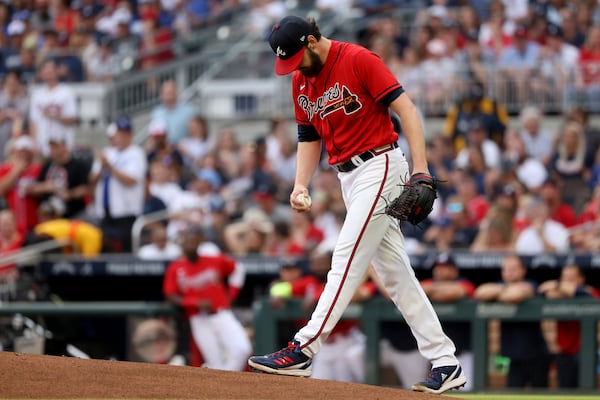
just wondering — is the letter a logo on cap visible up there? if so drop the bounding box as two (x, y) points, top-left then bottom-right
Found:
(269, 16), (312, 75)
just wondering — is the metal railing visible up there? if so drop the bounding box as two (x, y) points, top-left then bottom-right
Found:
(252, 297), (600, 391)
(0, 239), (72, 269)
(130, 209), (170, 255)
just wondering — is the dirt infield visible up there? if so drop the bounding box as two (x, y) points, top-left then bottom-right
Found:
(0, 352), (464, 399)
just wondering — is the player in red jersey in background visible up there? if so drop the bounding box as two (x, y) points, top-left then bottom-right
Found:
(163, 228), (251, 371)
(248, 16), (465, 394)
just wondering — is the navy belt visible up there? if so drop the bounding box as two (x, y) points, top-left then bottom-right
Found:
(334, 142), (399, 173)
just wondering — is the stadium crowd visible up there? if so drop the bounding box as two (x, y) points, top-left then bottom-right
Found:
(0, 0), (599, 388)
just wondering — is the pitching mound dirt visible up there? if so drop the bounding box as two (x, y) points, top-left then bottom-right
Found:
(0, 352), (463, 399)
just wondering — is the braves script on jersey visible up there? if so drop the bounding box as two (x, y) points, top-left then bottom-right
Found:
(163, 254), (236, 317)
(293, 41), (401, 164)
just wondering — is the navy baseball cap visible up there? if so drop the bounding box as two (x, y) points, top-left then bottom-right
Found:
(115, 116), (132, 132)
(269, 16), (311, 75)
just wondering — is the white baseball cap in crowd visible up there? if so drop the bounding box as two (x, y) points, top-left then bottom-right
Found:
(7, 20), (26, 36)
(148, 119), (168, 136)
(48, 130), (68, 144)
(106, 122), (117, 138)
(12, 135), (35, 151)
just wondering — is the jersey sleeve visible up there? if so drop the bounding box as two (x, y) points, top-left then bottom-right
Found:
(353, 49), (402, 103)
(291, 73), (311, 126)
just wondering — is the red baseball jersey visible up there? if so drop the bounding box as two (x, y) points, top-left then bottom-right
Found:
(163, 254), (237, 317)
(292, 40), (401, 164)
(0, 162), (42, 235)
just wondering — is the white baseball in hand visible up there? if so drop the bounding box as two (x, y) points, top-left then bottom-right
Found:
(296, 193), (312, 208)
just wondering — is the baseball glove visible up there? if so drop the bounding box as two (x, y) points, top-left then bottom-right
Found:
(385, 172), (437, 225)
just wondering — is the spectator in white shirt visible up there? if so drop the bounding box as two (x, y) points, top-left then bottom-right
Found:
(138, 223), (181, 260)
(515, 197), (569, 255)
(89, 116), (147, 252)
(29, 59), (78, 157)
(518, 105), (555, 166)
(455, 118), (501, 170)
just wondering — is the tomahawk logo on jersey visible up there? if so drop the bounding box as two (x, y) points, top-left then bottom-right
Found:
(297, 83), (363, 120)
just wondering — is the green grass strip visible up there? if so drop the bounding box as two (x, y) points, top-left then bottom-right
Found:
(448, 395), (600, 400)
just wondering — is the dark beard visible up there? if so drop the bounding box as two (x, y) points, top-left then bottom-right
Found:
(300, 48), (324, 77)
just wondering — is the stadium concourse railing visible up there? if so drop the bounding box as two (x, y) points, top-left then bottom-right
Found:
(252, 297), (600, 391)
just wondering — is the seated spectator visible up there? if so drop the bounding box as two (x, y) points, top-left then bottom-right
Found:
(138, 223), (181, 260)
(475, 254), (550, 388)
(532, 23), (579, 110)
(266, 221), (305, 257)
(538, 264), (600, 388)
(26, 131), (91, 219)
(0, 136), (42, 236)
(167, 169), (225, 246)
(177, 115), (212, 171)
(539, 178), (576, 228)
(147, 159), (183, 210)
(501, 128), (548, 193)
(0, 69), (29, 162)
(424, 194), (479, 251)
(573, 25), (600, 113)
(3, 20), (26, 71)
(570, 184), (600, 251)
(146, 119), (184, 176)
(151, 80), (195, 145)
(514, 197), (569, 255)
(112, 16), (140, 74)
(420, 253), (475, 390)
(518, 105), (555, 166)
(32, 200), (104, 257)
(454, 118), (501, 172)
(470, 204), (515, 253)
(0, 208), (24, 284)
(454, 171), (489, 225)
(288, 211), (324, 257)
(223, 208), (273, 256)
(548, 120), (589, 214)
(86, 35), (120, 82)
(267, 133), (296, 192)
(138, 7), (175, 71)
(497, 25), (540, 106)
(443, 81), (508, 152)
(455, 30), (496, 94)
(53, 0), (78, 38)
(566, 108), (600, 176)
(212, 126), (243, 182)
(420, 38), (457, 115)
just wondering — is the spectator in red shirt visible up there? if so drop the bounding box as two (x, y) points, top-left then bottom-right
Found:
(139, 6), (174, 71)
(0, 208), (24, 286)
(53, 0), (78, 38)
(0, 136), (42, 236)
(574, 25), (600, 112)
(539, 178), (576, 228)
(538, 264), (600, 388)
